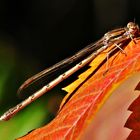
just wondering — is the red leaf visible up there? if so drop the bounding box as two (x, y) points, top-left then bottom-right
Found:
(125, 112), (140, 131)
(135, 82), (140, 90)
(128, 94), (140, 112)
(127, 131), (140, 140)
(125, 81), (140, 140)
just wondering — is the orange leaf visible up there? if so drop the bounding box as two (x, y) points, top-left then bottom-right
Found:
(18, 39), (140, 140)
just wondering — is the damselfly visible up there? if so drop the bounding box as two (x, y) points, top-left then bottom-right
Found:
(0, 22), (139, 121)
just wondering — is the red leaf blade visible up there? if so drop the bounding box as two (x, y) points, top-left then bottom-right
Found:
(18, 39), (140, 140)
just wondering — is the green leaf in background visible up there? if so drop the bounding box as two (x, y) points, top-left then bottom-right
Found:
(0, 100), (49, 140)
(0, 41), (58, 140)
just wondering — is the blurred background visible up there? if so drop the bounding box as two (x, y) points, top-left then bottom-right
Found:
(0, 0), (140, 139)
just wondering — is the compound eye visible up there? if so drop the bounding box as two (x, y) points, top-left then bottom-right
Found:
(127, 22), (135, 29)
(127, 22), (139, 34)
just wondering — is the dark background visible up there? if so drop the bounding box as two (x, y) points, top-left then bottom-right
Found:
(1, 0), (139, 68)
(0, 0), (140, 139)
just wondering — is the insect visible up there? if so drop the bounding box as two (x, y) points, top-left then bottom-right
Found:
(0, 22), (139, 121)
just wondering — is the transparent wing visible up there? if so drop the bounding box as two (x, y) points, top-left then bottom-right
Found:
(18, 37), (104, 94)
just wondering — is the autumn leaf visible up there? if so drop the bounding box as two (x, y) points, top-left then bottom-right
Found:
(18, 39), (140, 140)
